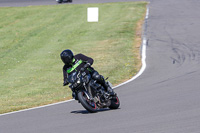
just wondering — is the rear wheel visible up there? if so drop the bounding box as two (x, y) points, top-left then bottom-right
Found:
(78, 91), (97, 113)
(109, 96), (120, 109)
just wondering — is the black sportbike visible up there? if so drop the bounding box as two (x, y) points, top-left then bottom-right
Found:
(56, 0), (72, 4)
(67, 71), (120, 113)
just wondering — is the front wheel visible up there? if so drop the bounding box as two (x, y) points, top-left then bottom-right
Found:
(78, 91), (97, 113)
(109, 96), (120, 109)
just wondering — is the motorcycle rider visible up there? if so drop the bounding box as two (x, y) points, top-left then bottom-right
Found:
(60, 49), (115, 99)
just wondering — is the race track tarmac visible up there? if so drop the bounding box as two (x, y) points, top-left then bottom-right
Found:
(1, 0), (200, 133)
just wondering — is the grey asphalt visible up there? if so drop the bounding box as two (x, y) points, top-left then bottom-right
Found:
(1, 0), (200, 133)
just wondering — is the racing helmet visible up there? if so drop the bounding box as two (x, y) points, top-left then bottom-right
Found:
(60, 49), (74, 65)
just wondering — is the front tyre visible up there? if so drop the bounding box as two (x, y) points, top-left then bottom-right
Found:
(109, 96), (120, 109)
(78, 91), (97, 113)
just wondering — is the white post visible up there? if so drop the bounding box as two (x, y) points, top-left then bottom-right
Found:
(87, 7), (99, 22)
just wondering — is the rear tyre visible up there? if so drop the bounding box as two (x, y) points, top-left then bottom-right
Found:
(78, 91), (97, 113)
(109, 96), (120, 109)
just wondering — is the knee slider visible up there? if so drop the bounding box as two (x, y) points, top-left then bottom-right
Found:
(92, 71), (100, 80)
(92, 71), (104, 81)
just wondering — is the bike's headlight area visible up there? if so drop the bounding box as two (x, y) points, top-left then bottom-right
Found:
(72, 79), (81, 88)
(82, 75), (90, 83)
(77, 79), (81, 84)
(70, 82), (78, 89)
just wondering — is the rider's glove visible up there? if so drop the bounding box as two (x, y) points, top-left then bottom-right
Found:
(80, 63), (91, 72)
(85, 63), (91, 68)
(63, 80), (69, 86)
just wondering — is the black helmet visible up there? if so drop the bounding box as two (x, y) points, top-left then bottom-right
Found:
(60, 49), (74, 65)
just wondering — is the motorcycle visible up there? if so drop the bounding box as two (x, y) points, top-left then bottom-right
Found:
(56, 0), (72, 4)
(67, 70), (120, 113)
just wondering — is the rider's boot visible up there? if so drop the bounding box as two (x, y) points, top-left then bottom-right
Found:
(92, 71), (116, 96)
(103, 82), (116, 96)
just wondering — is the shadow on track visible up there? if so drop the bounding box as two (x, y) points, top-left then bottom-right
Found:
(71, 108), (120, 114)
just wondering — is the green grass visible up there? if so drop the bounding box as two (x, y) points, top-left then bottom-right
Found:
(0, 2), (147, 114)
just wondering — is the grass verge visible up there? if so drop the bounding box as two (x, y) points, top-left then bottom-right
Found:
(0, 2), (147, 114)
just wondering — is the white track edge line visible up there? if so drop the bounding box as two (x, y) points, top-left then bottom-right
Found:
(0, 6), (149, 117)
(0, 99), (75, 116)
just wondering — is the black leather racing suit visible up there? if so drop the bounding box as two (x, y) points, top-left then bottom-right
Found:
(62, 53), (108, 90)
